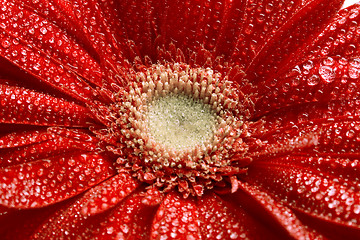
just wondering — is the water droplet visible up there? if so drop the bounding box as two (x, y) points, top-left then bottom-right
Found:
(265, 3), (274, 13)
(37, 168), (44, 176)
(354, 204), (360, 214)
(79, 174), (85, 181)
(1, 39), (10, 48)
(346, 130), (355, 138)
(323, 57), (335, 66)
(349, 9), (360, 19)
(244, 24), (254, 35)
(307, 75), (320, 86)
(40, 27), (47, 35)
(107, 227), (114, 234)
(33, 63), (41, 71)
(349, 58), (360, 79)
(256, 14), (265, 23)
(68, 158), (76, 166)
(303, 60), (314, 71)
(346, 44), (357, 55)
(319, 66), (335, 83)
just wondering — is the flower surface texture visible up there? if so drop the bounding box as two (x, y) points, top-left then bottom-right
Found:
(1, 0), (360, 239)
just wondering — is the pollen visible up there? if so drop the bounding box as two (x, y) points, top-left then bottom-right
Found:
(98, 62), (250, 196)
(147, 94), (217, 150)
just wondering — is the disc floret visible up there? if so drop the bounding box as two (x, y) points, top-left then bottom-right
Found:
(96, 63), (250, 196)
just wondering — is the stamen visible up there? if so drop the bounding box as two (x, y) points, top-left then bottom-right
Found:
(98, 63), (248, 196)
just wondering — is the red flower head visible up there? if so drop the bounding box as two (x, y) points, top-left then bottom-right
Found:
(0, 0), (360, 239)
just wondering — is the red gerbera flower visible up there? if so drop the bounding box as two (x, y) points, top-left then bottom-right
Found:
(1, 0), (360, 239)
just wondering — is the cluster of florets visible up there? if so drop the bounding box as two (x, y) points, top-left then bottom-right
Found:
(96, 63), (250, 196)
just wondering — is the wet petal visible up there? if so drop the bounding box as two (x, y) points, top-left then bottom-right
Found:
(151, 192), (201, 240)
(237, 182), (324, 239)
(30, 197), (91, 239)
(253, 56), (360, 116)
(71, 0), (127, 63)
(198, 192), (276, 239)
(245, 160), (360, 229)
(0, 153), (115, 208)
(14, 0), (88, 50)
(91, 191), (158, 239)
(0, 20), (97, 102)
(0, 0), (102, 87)
(244, 0), (344, 83)
(308, 3), (360, 59)
(0, 137), (80, 167)
(70, 0), (141, 88)
(0, 128), (101, 168)
(80, 173), (139, 216)
(0, 84), (93, 126)
(116, 0), (156, 59)
(248, 100), (360, 143)
(154, 0), (244, 58)
(230, 0), (312, 69)
(0, 204), (63, 239)
(0, 129), (54, 149)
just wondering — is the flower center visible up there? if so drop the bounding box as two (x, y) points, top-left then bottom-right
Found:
(98, 63), (250, 196)
(147, 94), (217, 150)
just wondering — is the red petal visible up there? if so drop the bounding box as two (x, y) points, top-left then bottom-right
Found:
(244, 0), (344, 83)
(155, 0), (245, 58)
(71, 0), (127, 63)
(154, 0), (209, 55)
(253, 56), (360, 116)
(116, 0), (156, 59)
(251, 122), (360, 167)
(213, 0), (247, 59)
(46, 127), (101, 152)
(248, 121), (360, 163)
(0, 32), (96, 102)
(248, 100), (360, 140)
(0, 84), (93, 126)
(245, 161), (360, 229)
(308, 3), (360, 59)
(80, 173), (139, 216)
(0, 201), (70, 240)
(15, 0), (84, 45)
(70, 0), (138, 87)
(91, 191), (158, 239)
(0, 130), (101, 168)
(302, 121), (360, 158)
(0, 152), (115, 208)
(230, 0), (312, 69)
(198, 193), (276, 239)
(255, 155), (360, 191)
(0, 1), (102, 87)
(236, 182), (323, 239)
(0, 129), (54, 149)
(0, 128), (103, 167)
(151, 192), (201, 240)
(31, 197), (90, 239)
(0, 138), (77, 167)
(0, 2), (98, 102)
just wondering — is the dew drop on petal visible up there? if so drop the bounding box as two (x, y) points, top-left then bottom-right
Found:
(307, 75), (320, 86)
(40, 27), (47, 35)
(354, 205), (360, 214)
(349, 58), (360, 79)
(319, 66), (335, 83)
(323, 57), (335, 66)
(1, 39), (10, 48)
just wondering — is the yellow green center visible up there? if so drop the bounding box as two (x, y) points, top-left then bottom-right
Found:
(147, 94), (217, 150)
